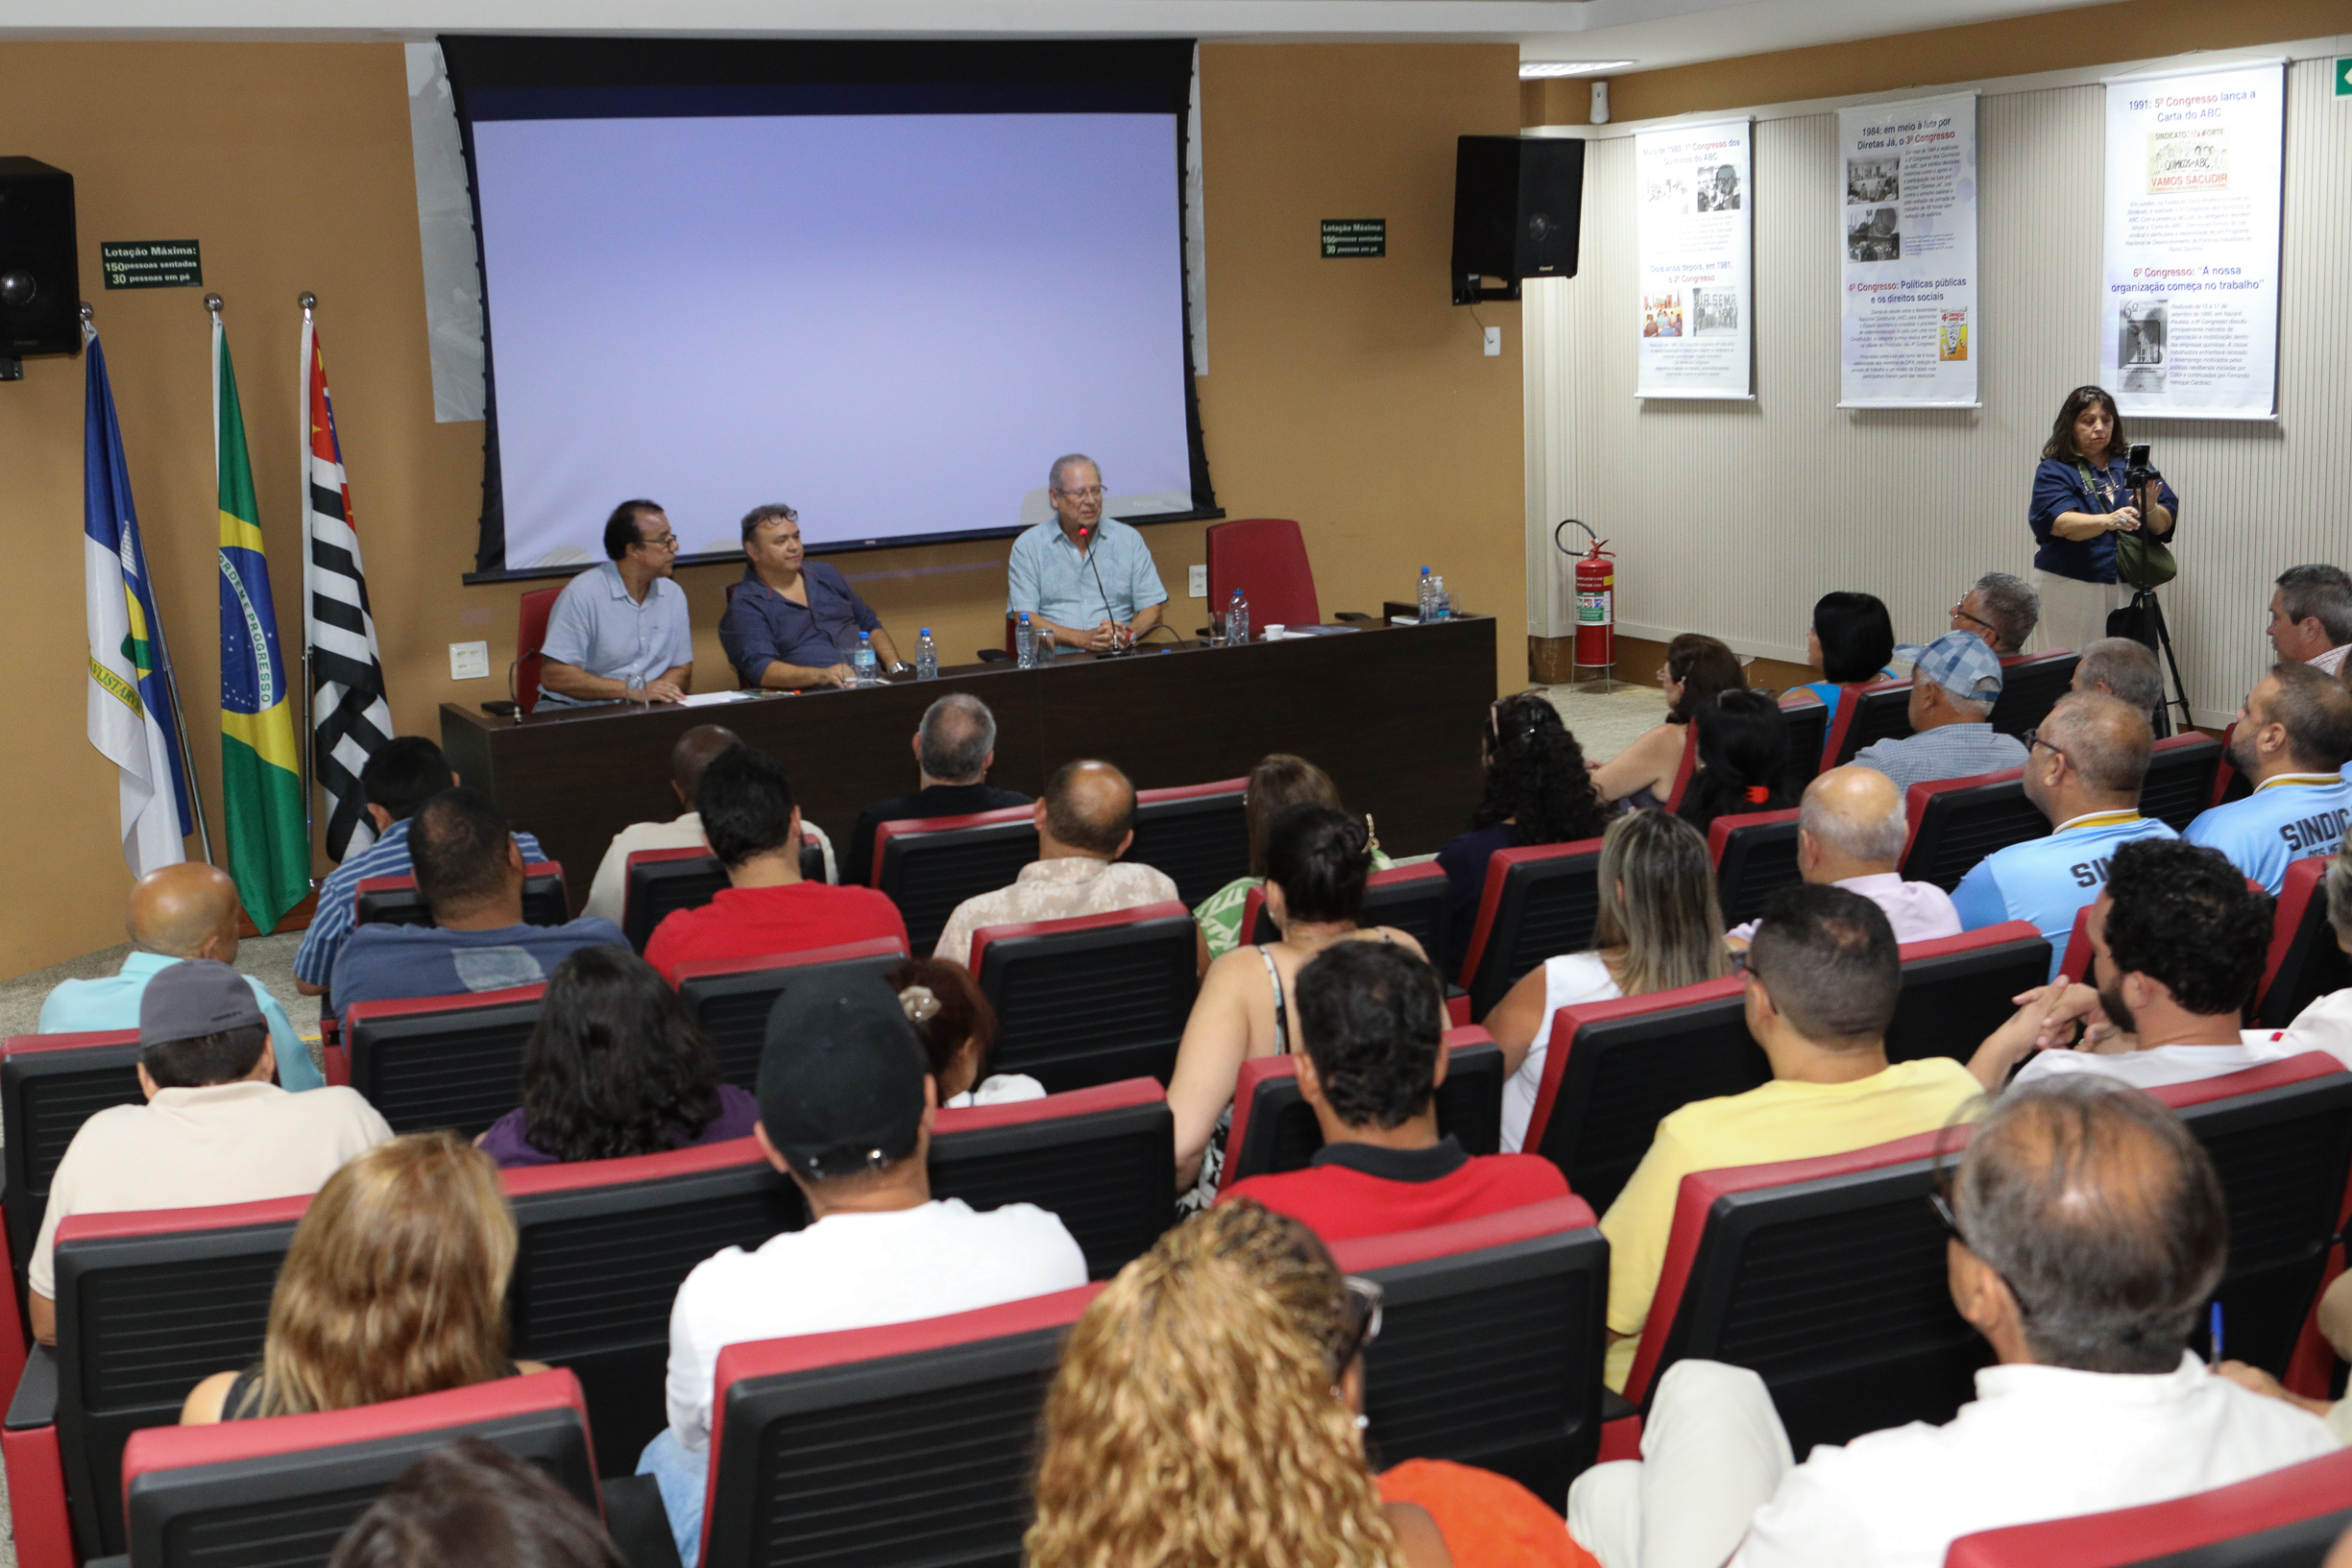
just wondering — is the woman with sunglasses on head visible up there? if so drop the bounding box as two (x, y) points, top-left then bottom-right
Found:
(1485, 811), (1732, 1153)
(1589, 634), (1746, 811)
(1027, 1201), (1582, 1568)
(2030, 385), (2179, 655)
(1437, 692), (1612, 983)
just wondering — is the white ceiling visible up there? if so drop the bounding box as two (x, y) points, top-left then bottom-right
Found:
(0, 0), (2113, 76)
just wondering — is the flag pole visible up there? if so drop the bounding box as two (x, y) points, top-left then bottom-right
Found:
(297, 292), (317, 873)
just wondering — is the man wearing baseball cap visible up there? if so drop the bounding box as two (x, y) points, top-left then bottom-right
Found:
(640, 975), (1086, 1561)
(1851, 630), (2027, 799)
(26, 960), (390, 1345)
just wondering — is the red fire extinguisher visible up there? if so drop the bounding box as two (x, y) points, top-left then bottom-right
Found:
(1556, 519), (1614, 670)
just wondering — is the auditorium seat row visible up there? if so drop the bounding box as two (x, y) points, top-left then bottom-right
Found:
(1817, 650), (2082, 770)
(17, 1048), (2347, 1568)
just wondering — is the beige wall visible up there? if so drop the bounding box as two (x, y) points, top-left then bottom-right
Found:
(0, 39), (1525, 978)
(1523, 0), (2351, 126)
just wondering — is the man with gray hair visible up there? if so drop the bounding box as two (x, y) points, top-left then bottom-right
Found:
(1725, 766), (1959, 947)
(1952, 691), (2177, 980)
(1952, 571), (2040, 656)
(1853, 632), (2027, 798)
(845, 694), (1032, 887)
(2071, 636), (2165, 720)
(1005, 453), (1168, 654)
(1564, 1079), (2337, 1568)
(2268, 564), (2352, 676)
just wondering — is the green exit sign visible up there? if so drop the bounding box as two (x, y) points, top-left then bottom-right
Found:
(2338, 57), (2352, 96)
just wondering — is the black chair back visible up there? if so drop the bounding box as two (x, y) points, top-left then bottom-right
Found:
(621, 848), (730, 953)
(1126, 781), (1249, 906)
(2254, 856), (2352, 1031)
(1223, 1038), (1507, 1185)
(973, 905), (1200, 1092)
(1899, 771), (2043, 891)
(1248, 862), (1450, 958)
(1, 1033), (143, 1326)
(874, 810), (1037, 956)
(1529, 980), (1764, 1213)
(1461, 841), (1606, 1022)
(1988, 652), (2080, 737)
(1332, 1197), (1609, 1505)
(929, 1080), (1176, 1280)
(1779, 702), (1829, 791)
(354, 865), (569, 929)
(2142, 734), (2225, 833)
(1828, 682), (1913, 766)
(1883, 924), (2052, 1064)
(673, 939), (910, 1090)
(1710, 811), (1802, 929)
(345, 986), (543, 1137)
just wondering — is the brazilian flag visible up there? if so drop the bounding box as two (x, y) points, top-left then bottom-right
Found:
(213, 320), (309, 931)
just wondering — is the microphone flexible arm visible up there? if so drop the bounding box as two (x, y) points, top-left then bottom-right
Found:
(1079, 523), (1131, 653)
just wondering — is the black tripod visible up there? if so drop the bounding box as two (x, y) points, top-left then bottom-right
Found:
(2112, 586), (2193, 739)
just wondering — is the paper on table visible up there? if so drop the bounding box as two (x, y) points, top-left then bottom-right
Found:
(679, 689), (764, 708)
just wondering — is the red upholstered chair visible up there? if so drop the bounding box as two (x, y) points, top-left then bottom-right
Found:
(1611, 1129), (1981, 1460)
(509, 583), (562, 716)
(1708, 808), (1801, 929)
(970, 901), (1199, 1091)
(1222, 1027), (1507, 1183)
(2142, 731), (2224, 832)
(116, 1371), (602, 1568)
(1898, 766), (2038, 891)
(2211, 720), (2255, 808)
(620, 843), (730, 952)
(1126, 777), (1249, 905)
(1243, 860), (1452, 957)
(1883, 922), (2050, 1064)
(353, 860), (570, 929)
(340, 982), (546, 1135)
(671, 935), (910, 1089)
(1823, 676), (1913, 767)
(1456, 837), (1608, 1025)
(930, 1076), (1176, 1279)
(869, 803), (1037, 953)
(1329, 1196), (1607, 1503)
(0, 1030), (143, 1365)
(2254, 854), (2352, 1030)
(1205, 518), (1370, 631)
(700, 1285), (1104, 1568)
(1944, 1445), (2352, 1568)
(1521, 977), (1759, 1213)
(1988, 649), (2079, 737)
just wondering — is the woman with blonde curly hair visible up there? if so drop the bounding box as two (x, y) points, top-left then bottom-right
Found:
(179, 1131), (546, 1422)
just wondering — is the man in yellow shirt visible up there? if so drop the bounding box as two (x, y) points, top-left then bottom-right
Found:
(1600, 883), (1983, 1389)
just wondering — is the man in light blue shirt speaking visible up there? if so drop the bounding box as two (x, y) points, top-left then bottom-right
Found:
(2184, 662), (2352, 894)
(1951, 691), (2176, 981)
(39, 862), (322, 1092)
(539, 499), (696, 707)
(1006, 454), (1168, 654)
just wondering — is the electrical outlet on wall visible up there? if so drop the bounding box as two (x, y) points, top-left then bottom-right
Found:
(449, 640), (491, 680)
(1188, 564), (1207, 598)
(1483, 326), (1502, 357)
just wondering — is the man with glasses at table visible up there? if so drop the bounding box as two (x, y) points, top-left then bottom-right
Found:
(1006, 453), (1168, 654)
(1950, 691), (2176, 981)
(538, 498), (696, 707)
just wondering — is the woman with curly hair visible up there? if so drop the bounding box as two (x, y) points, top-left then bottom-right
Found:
(1437, 692), (1612, 981)
(474, 946), (756, 1169)
(180, 1131), (546, 1421)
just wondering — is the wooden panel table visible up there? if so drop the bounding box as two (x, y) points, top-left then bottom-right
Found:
(441, 617), (1496, 914)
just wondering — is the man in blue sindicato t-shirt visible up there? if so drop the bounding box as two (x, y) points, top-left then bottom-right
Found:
(1951, 691), (2176, 981)
(2185, 662), (2352, 895)
(332, 787), (623, 1022)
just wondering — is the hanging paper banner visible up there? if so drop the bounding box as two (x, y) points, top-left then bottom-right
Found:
(2100, 60), (2284, 420)
(1836, 92), (1979, 408)
(1635, 119), (1753, 399)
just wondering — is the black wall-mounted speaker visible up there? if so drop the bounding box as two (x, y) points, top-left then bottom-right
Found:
(0, 157), (80, 358)
(1451, 135), (1585, 305)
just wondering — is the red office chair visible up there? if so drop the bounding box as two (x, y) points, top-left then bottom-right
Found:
(1205, 519), (1371, 632)
(1944, 1445), (2352, 1567)
(485, 585), (563, 717)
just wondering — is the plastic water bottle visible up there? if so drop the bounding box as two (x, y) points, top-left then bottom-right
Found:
(915, 628), (938, 681)
(1429, 574), (1450, 620)
(1418, 567), (1435, 621)
(853, 633), (880, 687)
(1227, 588), (1249, 646)
(1016, 613), (1037, 669)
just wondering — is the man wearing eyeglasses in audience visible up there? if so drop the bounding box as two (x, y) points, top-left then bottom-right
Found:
(1006, 453), (1167, 654)
(538, 498), (695, 707)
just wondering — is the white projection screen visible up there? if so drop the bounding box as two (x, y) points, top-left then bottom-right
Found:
(445, 39), (1210, 576)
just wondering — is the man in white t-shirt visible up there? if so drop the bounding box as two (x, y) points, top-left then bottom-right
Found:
(639, 974), (1086, 1561)
(1726, 766), (1960, 948)
(1967, 837), (2291, 1093)
(28, 961), (390, 1345)
(1564, 1079), (2337, 1568)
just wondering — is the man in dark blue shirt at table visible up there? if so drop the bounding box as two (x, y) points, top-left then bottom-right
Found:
(719, 503), (908, 690)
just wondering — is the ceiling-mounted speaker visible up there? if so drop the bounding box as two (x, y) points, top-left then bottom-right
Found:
(0, 157), (80, 359)
(1451, 135), (1585, 305)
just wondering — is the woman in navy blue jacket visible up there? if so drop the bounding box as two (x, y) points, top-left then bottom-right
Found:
(2029, 385), (2179, 654)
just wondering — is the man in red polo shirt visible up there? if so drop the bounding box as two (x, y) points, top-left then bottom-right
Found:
(643, 744), (908, 982)
(1219, 943), (1565, 1240)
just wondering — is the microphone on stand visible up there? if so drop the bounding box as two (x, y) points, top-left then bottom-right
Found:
(1079, 521), (1128, 656)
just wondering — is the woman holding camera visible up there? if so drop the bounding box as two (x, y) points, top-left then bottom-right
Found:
(2029, 385), (2179, 655)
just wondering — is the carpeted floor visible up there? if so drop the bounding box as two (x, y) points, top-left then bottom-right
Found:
(1538, 678), (1674, 763)
(0, 931), (321, 1051)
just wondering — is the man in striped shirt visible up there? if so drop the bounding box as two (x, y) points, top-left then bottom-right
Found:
(292, 736), (543, 996)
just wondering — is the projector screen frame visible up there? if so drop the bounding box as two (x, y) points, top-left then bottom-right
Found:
(442, 35), (1220, 587)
